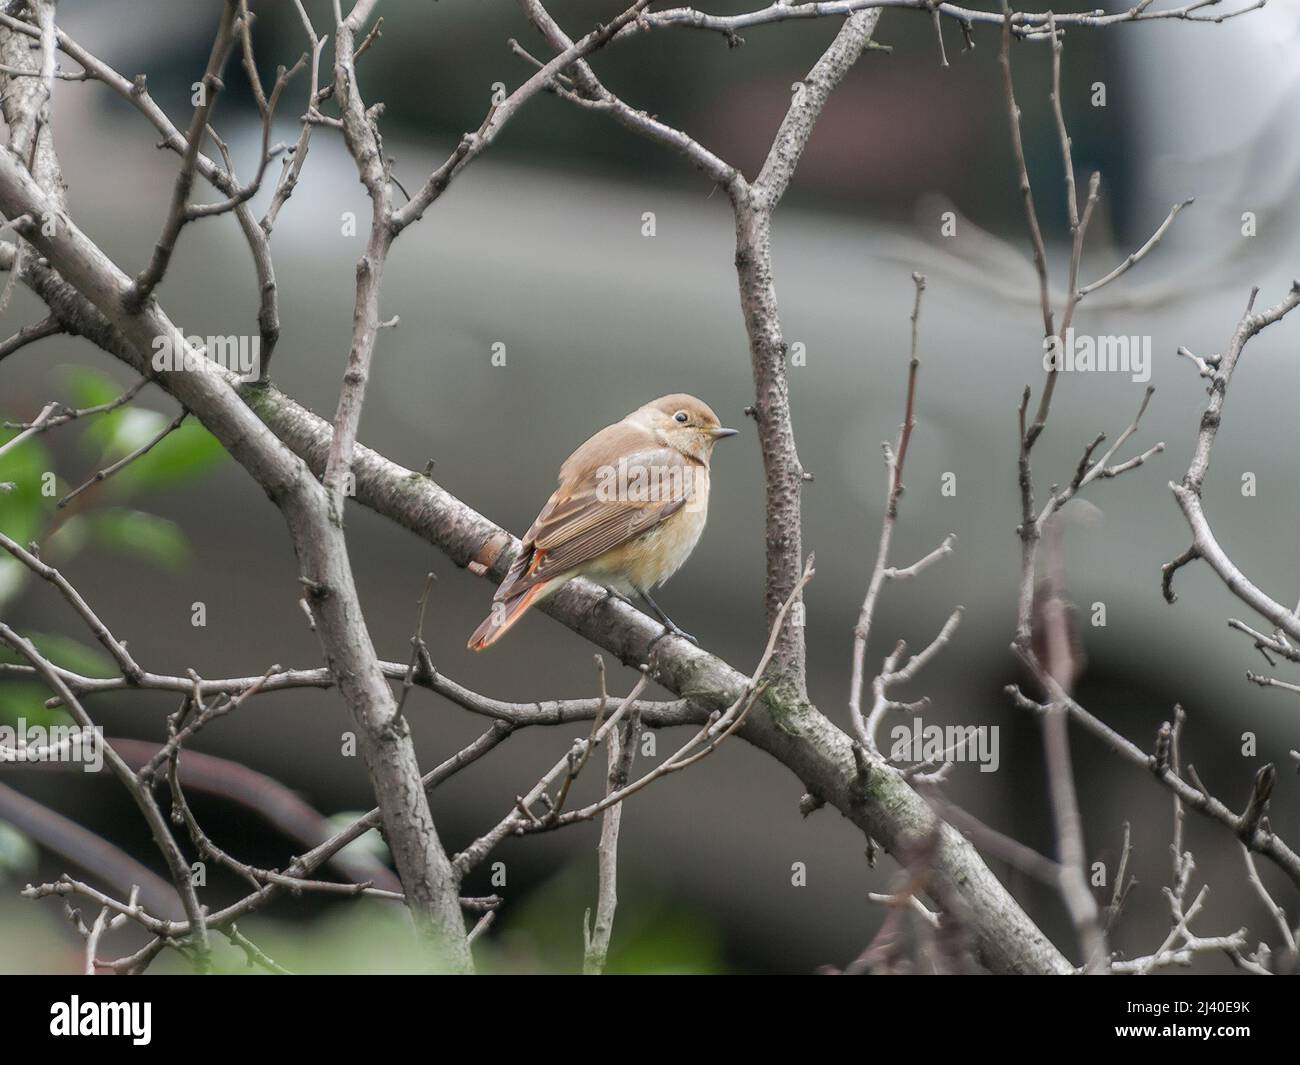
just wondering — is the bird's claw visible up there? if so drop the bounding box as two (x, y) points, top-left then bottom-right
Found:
(649, 621), (698, 651)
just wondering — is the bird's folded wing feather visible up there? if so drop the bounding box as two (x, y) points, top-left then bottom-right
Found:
(498, 443), (693, 598)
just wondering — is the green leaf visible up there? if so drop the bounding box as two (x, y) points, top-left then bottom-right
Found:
(84, 405), (168, 457)
(114, 421), (226, 493)
(0, 423), (55, 539)
(34, 631), (117, 679)
(88, 507), (189, 570)
(324, 813), (392, 865)
(0, 632), (108, 728)
(0, 822), (38, 882)
(0, 422), (57, 609)
(0, 682), (65, 728)
(60, 370), (225, 498)
(0, 631), (116, 680)
(62, 366), (127, 410)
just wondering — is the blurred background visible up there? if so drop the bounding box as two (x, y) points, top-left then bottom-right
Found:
(2, 0), (1299, 973)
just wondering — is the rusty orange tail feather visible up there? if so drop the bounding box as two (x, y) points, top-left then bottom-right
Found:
(467, 583), (548, 652)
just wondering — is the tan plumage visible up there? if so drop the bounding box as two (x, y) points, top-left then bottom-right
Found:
(468, 394), (736, 651)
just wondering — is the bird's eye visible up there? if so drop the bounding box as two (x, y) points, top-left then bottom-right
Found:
(674, 411), (689, 424)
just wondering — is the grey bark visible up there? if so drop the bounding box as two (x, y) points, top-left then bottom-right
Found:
(0, 140), (472, 972)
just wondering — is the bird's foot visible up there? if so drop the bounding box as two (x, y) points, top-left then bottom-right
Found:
(638, 590), (698, 649)
(587, 586), (628, 621)
(648, 619), (699, 651)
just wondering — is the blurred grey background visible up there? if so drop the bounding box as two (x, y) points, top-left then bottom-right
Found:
(2, 0), (1299, 972)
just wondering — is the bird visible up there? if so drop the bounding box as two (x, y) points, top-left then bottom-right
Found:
(468, 394), (737, 651)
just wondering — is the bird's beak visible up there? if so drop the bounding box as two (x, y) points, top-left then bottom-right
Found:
(709, 427), (739, 440)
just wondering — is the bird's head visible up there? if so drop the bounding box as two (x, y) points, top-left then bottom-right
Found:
(638, 394), (738, 464)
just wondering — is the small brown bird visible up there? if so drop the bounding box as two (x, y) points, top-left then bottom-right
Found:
(468, 394), (737, 651)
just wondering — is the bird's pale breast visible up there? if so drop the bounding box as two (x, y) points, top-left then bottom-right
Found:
(580, 466), (710, 593)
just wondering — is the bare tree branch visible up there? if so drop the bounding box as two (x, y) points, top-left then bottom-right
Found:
(1165, 282), (1300, 643)
(0, 71), (472, 970)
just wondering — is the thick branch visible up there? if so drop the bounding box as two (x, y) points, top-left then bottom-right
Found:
(0, 140), (471, 971)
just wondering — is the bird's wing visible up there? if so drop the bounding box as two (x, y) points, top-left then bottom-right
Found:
(497, 442), (694, 599)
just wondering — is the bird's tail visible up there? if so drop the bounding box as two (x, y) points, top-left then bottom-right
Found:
(467, 584), (548, 652)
